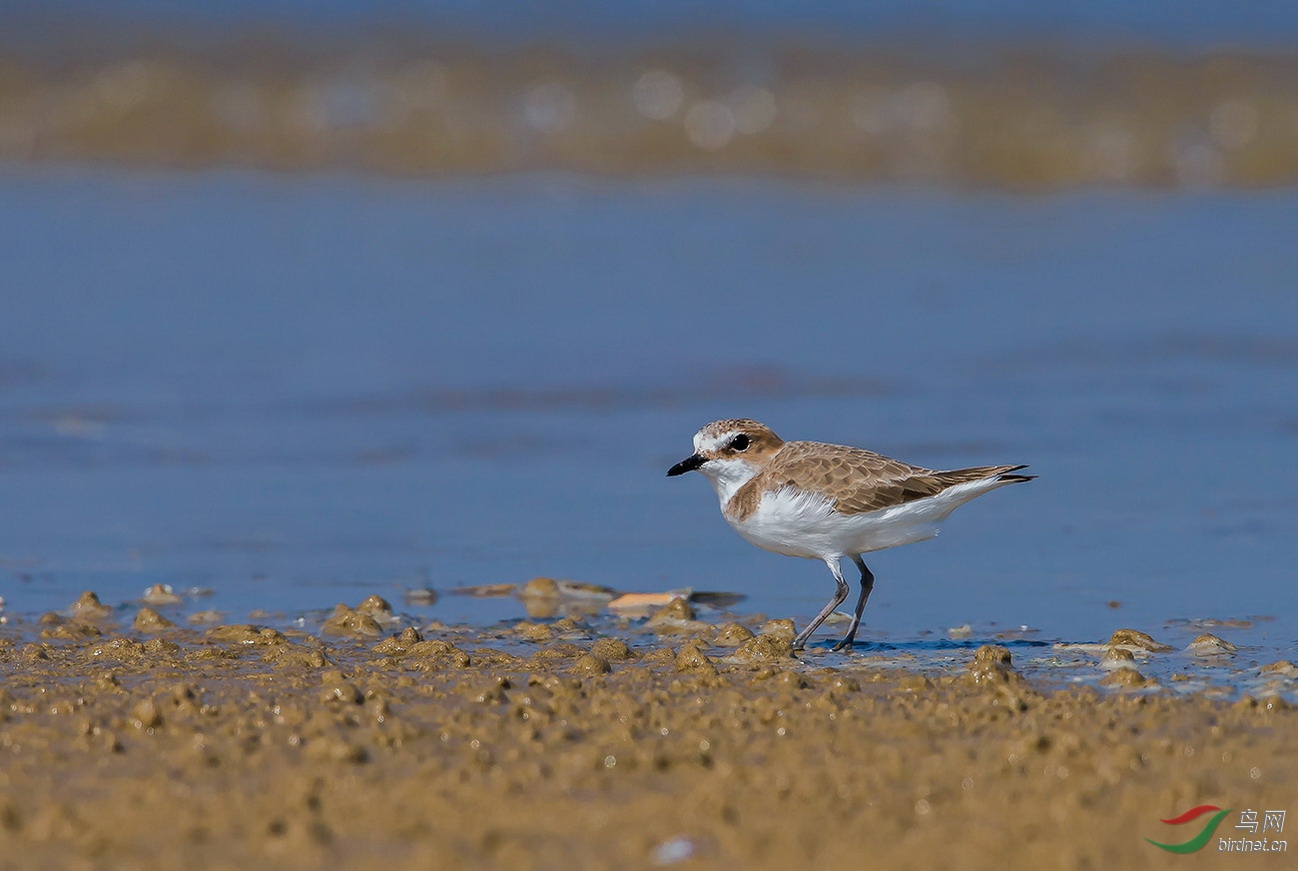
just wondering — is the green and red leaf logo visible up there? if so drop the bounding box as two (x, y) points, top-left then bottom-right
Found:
(1146, 805), (1233, 853)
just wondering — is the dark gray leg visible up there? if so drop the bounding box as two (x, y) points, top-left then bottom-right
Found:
(793, 557), (850, 650)
(832, 555), (875, 651)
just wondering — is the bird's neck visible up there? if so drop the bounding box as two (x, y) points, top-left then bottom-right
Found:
(701, 458), (761, 510)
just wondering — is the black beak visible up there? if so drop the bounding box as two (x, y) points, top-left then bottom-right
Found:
(667, 453), (705, 477)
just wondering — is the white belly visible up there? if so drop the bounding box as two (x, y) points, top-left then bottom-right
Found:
(727, 478), (1012, 560)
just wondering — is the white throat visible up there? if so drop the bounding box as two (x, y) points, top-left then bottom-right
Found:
(698, 457), (760, 508)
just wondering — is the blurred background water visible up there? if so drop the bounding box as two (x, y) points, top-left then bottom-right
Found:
(1, 3), (1296, 672)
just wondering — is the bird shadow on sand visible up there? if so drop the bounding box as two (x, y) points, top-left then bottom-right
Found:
(810, 637), (1056, 654)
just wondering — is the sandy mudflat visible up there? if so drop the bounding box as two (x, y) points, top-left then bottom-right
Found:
(5, 45), (1298, 189)
(0, 601), (1293, 871)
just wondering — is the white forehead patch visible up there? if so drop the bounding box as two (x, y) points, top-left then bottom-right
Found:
(694, 428), (739, 455)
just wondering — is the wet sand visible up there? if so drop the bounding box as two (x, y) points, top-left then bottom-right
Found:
(1, 597), (1293, 870)
(3, 43), (1298, 187)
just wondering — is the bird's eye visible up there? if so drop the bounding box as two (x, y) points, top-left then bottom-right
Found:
(730, 434), (750, 451)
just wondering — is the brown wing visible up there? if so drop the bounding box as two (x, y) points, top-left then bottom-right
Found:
(835, 463), (1031, 514)
(733, 440), (1028, 518)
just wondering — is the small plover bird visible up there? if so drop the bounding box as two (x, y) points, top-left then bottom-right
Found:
(667, 419), (1033, 651)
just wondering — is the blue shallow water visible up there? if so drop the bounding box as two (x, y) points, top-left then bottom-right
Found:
(6, 1), (1298, 49)
(1, 170), (1296, 679)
